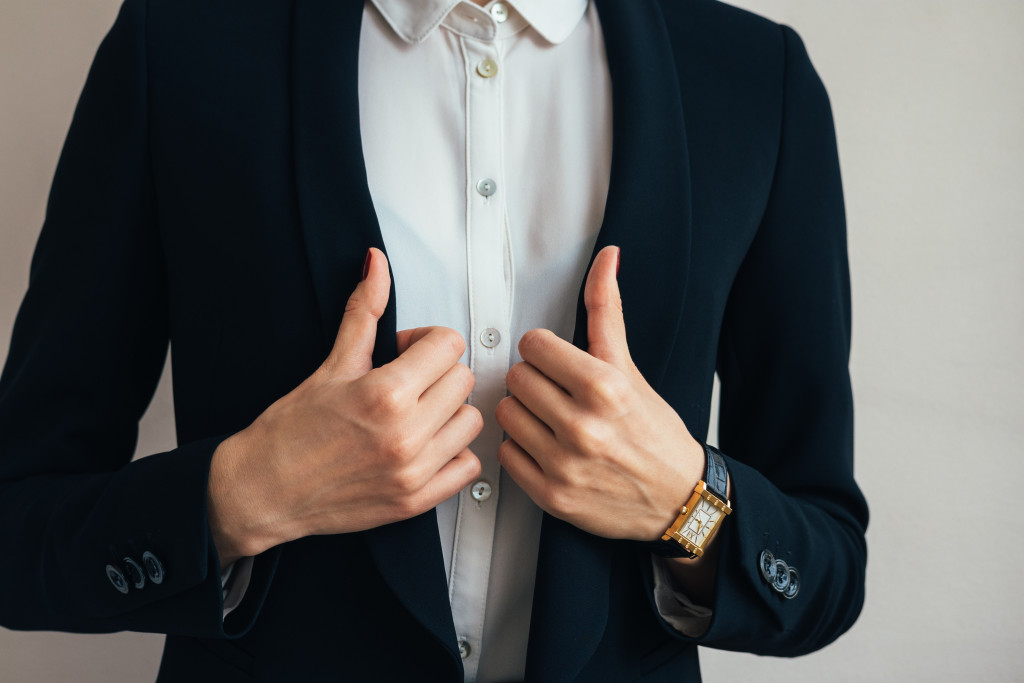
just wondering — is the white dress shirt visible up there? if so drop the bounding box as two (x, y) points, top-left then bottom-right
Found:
(223, 1), (710, 680)
(361, 2), (608, 679)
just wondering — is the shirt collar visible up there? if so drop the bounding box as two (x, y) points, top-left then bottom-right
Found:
(370, 0), (588, 45)
(511, 0), (588, 44)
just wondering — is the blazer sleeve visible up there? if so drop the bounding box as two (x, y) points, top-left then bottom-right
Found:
(0, 0), (274, 638)
(651, 25), (870, 656)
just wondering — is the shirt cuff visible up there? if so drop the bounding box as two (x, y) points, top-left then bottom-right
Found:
(221, 556), (255, 619)
(650, 555), (713, 638)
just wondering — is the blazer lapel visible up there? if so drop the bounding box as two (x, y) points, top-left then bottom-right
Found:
(291, 0), (398, 366)
(525, 0), (694, 679)
(291, 0), (460, 667)
(581, 0), (694, 394)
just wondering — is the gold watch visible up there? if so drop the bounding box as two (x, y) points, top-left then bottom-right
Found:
(649, 444), (732, 558)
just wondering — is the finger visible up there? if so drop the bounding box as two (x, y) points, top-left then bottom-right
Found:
(419, 358), (475, 417)
(415, 448), (483, 509)
(583, 245), (631, 369)
(396, 326), (433, 356)
(494, 396), (558, 469)
(497, 438), (547, 502)
(381, 326), (467, 396)
(516, 328), (604, 398)
(419, 403), (484, 471)
(323, 247), (391, 378)
(505, 361), (575, 436)
(417, 362), (476, 435)
(399, 403), (482, 496)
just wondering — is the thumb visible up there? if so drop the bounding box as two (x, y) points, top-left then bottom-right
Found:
(584, 245), (630, 368)
(323, 247), (391, 378)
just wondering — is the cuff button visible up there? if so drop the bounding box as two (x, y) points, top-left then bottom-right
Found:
(772, 559), (791, 593)
(783, 567), (800, 599)
(142, 551), (165, 585)
(105, 565), (129, 594)
(123, 557), (146, 589)
(758, 549), (776, 583)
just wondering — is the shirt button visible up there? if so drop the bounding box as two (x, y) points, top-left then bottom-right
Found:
(479, 328), (501, 348)
(490, 3), (509, 22)
(476, 178), (497, 197)
(476, 58), (498, 78)
(471, 480), (492, 501)
(457, 637), (472, 659)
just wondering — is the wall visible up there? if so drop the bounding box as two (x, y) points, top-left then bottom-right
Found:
(1, 1), (1021, 680)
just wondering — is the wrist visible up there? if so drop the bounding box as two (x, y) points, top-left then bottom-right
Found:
(645, 437), (705, 541)
(206, 430), (284, 567)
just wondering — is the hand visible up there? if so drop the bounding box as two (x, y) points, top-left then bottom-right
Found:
(495, 245), (705, 542)
(207, 248), (483, 567)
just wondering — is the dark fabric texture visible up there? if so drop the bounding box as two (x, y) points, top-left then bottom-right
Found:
(0, 0), (869, 680)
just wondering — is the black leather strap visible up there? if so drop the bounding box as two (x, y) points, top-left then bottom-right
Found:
(704, 444), (729, 501)
(645, 538), (696, 558)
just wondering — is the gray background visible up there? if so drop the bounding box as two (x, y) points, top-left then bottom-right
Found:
(1, 0), (1022, 680)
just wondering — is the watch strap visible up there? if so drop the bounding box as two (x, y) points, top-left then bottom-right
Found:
(644, 537), (697, 558)
(703, 444), (728, 502)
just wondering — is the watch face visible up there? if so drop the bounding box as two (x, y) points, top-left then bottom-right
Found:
(680, 498), (724, 548)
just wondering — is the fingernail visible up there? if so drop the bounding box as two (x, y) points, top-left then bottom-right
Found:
(362, 248), (372, 281)
(615, 246), (621, 277)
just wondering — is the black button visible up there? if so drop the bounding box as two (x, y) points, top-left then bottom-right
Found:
(758, 549), (776, 583)
(772, 559), (791, 593)
(142, 551), (165, 584)
(106, 564), (129, 594)
(783, 567), (800, 599)
(123, 557), (146, 589)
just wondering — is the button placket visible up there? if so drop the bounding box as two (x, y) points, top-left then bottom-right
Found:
(448, 32), (511, 683)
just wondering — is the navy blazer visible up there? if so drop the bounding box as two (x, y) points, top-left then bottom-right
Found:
(0, 0), (869, 680)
